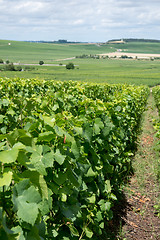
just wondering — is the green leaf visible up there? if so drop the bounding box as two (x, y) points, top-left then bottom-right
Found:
(13, 142), (26, 150)
(52, 229), (58, 238)
(0, 134), (7, 141)
(99, 222), (104, 229)
(71, 141), (80, 159)
(54, 125), (65, 136)
(83, 124), (93, 143)
(14, 179), (30, 196)
(42, 151), (54, 168)
(98, 200), (111, 212)
(22, 171), (40, 187)
(26, 226), (42, 240)
(53, 172), (67, 185)
(87, 195), (96, 204)
(93, 118), (104, 135)
(67, 169), (79, 188)
(85, 167), (97, 177)
(0, 148), (19, 163)
(0, 171), (13, 187)
(84, 227), (93, 238)
(61, 193), (67, 202)
(29, 151), (47, 176)
(42, 115), (55, 127)
(110, 193), (117, 201)
(11, 226), (25, 240)
(0, 115), (4, 123)
(96, 211), (103, 222)
(73, 127), (83, 135)
(17, 199), (39, 226)
(61, 203), (80, 220)
(68, 224), (79, 237)
(105, 180), (111, 193)
(53, 149), (65, 165)
(53, 103), (59, 111)
(22, 186), (41, 203)
(115, 106), (121, 112)
(39, 175), (48, 200)
(13, 184), (41, 226)
(49, 182), (59, 194)
(38, 199), (50, 215)
(38, 132), (55, 142)
(7, 108), (16, 116)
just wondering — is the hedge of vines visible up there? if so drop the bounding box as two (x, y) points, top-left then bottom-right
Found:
(0, 78), (149, 239)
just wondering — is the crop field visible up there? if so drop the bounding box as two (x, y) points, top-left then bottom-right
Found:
(1, 40), (160, 86)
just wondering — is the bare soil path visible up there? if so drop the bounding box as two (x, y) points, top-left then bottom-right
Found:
(99, 52), (160, 59)
(119, 91), (160, 239)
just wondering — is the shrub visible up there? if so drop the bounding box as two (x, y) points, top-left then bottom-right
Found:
(5, 63), (15, 71)
(39, 60), (44, 65)
(16, 66), (23, 71)
(66, 62), (75, 70)
(24, 66), (35, 71)
(0, 59), (3, 64)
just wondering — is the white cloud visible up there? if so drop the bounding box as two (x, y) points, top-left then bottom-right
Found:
(0, 0), (160, 41)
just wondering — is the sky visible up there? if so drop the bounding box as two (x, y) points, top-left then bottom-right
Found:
(0, 0), (160, 42)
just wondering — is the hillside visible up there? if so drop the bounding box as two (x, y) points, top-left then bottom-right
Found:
(1, 39), (160, 64)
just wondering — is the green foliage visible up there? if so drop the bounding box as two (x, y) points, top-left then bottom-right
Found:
(0, 78), (149, 239)
(152, 86), (160, 217)
(16, 66), (23, 71)
(0, 59), (3, 64)
(66, 62), (75, 70)
(4, 63), (15, 71)
(39, 61), (44, 65)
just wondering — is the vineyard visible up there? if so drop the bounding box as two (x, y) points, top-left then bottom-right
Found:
(152, 86), (160, 184)
(0, 77), (155, 239)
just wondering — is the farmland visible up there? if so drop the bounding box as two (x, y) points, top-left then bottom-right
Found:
(1, 40), (160, 86)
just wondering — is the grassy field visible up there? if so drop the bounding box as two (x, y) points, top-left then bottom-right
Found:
(1, 40), (160, 86)
(108, 42), (160, 54)
(0, 40), (113, 63)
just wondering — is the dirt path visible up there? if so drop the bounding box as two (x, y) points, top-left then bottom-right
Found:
(99, 52), (160, 59)
(119, 91), (160, 239)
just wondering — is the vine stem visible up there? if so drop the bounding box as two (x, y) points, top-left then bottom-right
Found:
(79, 219), (91, 240)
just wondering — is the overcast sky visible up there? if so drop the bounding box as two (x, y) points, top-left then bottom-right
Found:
(0, 0), (160, 42)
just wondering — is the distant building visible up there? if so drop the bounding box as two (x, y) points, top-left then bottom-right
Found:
(107, 39), (125, 44)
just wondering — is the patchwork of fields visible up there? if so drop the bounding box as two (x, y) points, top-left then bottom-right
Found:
(1, 40), (160, 86)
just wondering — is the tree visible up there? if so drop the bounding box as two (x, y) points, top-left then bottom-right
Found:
(0, 59), (3, 64)
(5, 63), (15, 71)
(66, 62), (75, 70)
(39, 60), (44, 65)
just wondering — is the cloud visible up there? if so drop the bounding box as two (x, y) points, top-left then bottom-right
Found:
(0, 0), (160, 41)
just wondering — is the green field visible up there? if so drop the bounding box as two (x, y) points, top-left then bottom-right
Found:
(1, 40), (160, 86)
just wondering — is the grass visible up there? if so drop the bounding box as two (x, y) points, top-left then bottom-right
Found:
(108, 42), (160, 54)
(0, 40), (113, 63)
(132, 93), (159, 192)
(1, 40), (160, 86)
(1, 58), (160, 86)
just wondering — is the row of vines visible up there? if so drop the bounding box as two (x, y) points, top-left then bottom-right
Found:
(152, 86), (160, 190)
(0, 78), (149, 239)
